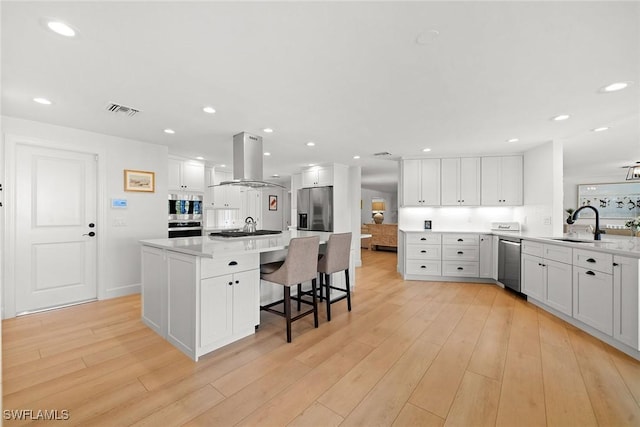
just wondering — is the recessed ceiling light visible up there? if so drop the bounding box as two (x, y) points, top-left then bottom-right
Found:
(422, 148), (432, 152)
(164, 129), (175, 134)
(202, 106), (216, 114)
(600, 82), (632, 93)
(263, 128), (274, 133)
(591, 127), (610, 132)
(353, 155), (360, 159)
(196, 156), (204, 160)
(264, 152), (271, 156)
(271, 174), (280, 178)
(507, 138), (519, 143)
(47, 21), (76, 37)
(552, 114), (570, 121)
(306, 142), (315, 147)
(308, 163), (316, 167)
(33, 97), (52, 105)
(219, 164), (226, 168)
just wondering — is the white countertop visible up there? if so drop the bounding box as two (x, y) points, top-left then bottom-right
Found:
(141, 230), (334, 258)
(399, 228), (640, 257)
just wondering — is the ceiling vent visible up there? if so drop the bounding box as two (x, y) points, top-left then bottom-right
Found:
(105, 102), (140, 117)
(373, 151), (393, 157)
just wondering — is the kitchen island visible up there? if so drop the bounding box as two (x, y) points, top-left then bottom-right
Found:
(140, 230), (354, 361)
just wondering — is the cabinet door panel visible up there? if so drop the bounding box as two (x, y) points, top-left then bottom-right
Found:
(200, 275), (233, 347)
(459, 157), (480, 205)
(182, 162), (205, 192)
(545, 259), (572, 316)
(481, 157), (501, 205)
(317, 167), (333, 186)
(232, 269), (260, 331)
(522, 254), (545, 301)
(401, 159), (422, 206)
(613, 256), (639, 349)
(479, 235), (494, 279)
(420, 159), (441, 206)
(500, 156), (523, 205)
(573, 267), (613, 335)
(168, 158), (182, 191)
(440, 158), (460, 206)
(167, 253), (196, 352)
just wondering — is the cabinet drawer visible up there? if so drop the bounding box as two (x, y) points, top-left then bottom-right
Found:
(442, 247), (479, 261)
(522, 240), (543, 257)
(406, 260), (442, 276)
(574, 249), (613, 274)
(406, 244), (441, 260)
(543, 244), (572, 264)
(405, 233), (442, 245)
(442, 261), (479, 277)
(442, 234), (479, 246)
(201, 253), (260, 279)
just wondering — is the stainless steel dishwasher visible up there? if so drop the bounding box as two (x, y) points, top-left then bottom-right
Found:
(498, 236), (522, 292)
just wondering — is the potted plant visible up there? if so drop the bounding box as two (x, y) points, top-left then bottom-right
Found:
(624, 215), (640, 237)
(564, 208), (575, 233)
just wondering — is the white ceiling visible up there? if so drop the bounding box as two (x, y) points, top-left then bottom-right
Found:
(2, 1), (639, 193)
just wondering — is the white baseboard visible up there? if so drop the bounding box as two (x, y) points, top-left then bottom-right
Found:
(103, 284), (141, 300)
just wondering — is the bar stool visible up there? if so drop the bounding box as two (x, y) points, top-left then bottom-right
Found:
(317, 232), (352, 321)
(260, 236), (320, 342)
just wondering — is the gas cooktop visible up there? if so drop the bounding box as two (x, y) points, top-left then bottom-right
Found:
(209, 230), (283, 238)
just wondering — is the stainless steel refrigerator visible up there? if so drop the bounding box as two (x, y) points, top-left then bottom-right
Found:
(297, 186), (333, 231)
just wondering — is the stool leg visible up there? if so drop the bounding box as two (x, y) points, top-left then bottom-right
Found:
(311, 278), (319, 328)
(284, 286), (292, 343)
(297, 283), (302, 311)
(345, 268), (352, 311)
(318, 273), (324, 302)
(326, 273), (332, 322)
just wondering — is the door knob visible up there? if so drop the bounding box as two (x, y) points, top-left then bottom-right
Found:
(83, 231), (96, 237)
(88, 223), (95, 228)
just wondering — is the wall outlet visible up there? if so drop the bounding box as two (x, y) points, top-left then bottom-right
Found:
(543, 216), (552, 225)
(113, 218), (127, 227)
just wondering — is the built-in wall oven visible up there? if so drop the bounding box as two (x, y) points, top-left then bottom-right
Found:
(168, 194), (203, 238)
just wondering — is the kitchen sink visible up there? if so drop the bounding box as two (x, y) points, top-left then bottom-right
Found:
(550, 238), (592, 243)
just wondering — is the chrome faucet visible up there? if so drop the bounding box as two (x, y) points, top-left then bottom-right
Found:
(567, 206), (602, 240)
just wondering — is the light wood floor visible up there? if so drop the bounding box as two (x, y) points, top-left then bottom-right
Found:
(3, 249), (640, 426)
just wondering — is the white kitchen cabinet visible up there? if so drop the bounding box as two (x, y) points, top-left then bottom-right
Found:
(481, 156), (523, 206)
(613, 256), (639, 349)
(521, 242), (573, 316)
(522, 253), (546, 301)
(169, 157), (205, 192)
(442, 233), (480, 277)
(212, 170), (241, 209)
(301, 166), (333, 187)
(400, 158), (440, 206)
(573, 266), (613, 335)
(200, 268), (259, 350)
(403, 232), (442, 277)
(545, 259), (573, 315)
(479, 234), (495, 279)
(441, 157), (480, 206)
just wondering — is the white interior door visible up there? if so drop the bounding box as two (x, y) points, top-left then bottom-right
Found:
(15, 144), (98, 313)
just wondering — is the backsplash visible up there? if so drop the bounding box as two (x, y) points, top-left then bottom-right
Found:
(399, 207), (517, 231)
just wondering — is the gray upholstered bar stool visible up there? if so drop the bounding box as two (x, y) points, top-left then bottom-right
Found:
(317, 232), (352, 321)
(260, 236), (320, 342)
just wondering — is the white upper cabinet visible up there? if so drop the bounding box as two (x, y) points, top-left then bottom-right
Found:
(441, 157), (480, 206)
(212, 170), (241, 209)
(301, 166), (333, 187)
(481, 156), (523, 206)
(168, 157), (205, 192)
(401, 158), (440, 207)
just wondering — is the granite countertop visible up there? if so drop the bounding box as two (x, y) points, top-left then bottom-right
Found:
(141, 230), (334, 258)
(399, 229), (640, 257)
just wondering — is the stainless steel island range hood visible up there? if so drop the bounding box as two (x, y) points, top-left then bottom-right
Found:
(213, 132), (284, 188)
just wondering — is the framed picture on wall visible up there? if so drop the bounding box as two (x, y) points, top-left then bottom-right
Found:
(269, 195), (278, 211)
(124, 169), (155, 192)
